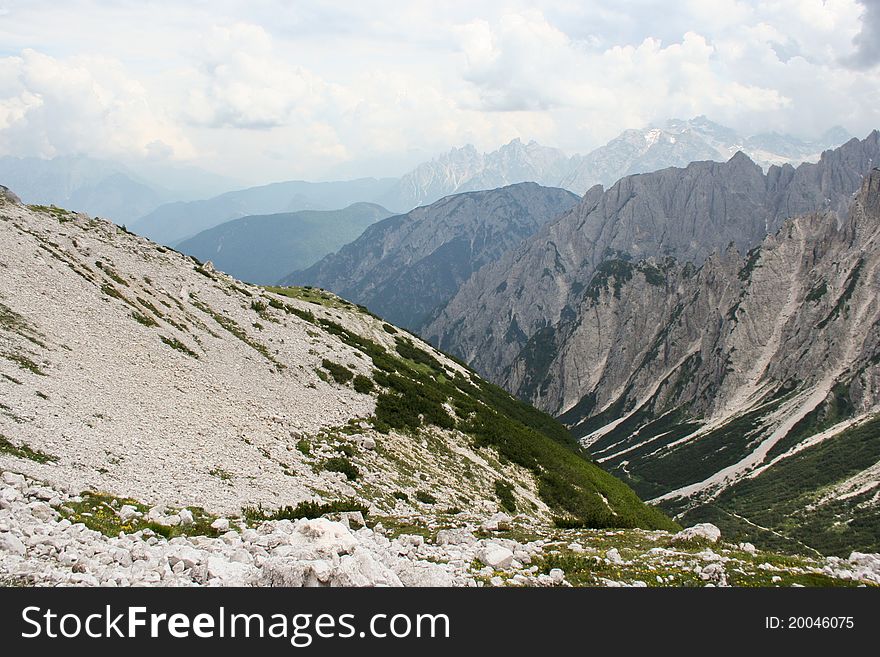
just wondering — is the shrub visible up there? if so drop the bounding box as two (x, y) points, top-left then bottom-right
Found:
(393, 491), (409, 501)
(415, 490), (437, 504)
(494, 480), (517, 513)
(321, 359), (354, 385)
(353, 374), (374, 394)
(243, 499), (368, 523)
(296, 439), (311, 455)
(324, 456), (359, 480)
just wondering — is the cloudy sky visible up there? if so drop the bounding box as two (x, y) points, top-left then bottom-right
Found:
(1, 0), (879, 184)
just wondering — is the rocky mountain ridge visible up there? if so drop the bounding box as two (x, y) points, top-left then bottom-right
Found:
(502, 169), (880, 556)
(283, 183), (578, 330)
(424, 132), (880, 387)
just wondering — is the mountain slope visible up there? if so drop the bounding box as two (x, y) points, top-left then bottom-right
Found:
(283, 183), (578, 330)
(505, 170), (880, 556)
(424, 132), (880, 387)
(131, 177), (399, 246)
(176, 203), (392, 284)
(0, 188), (671, 535)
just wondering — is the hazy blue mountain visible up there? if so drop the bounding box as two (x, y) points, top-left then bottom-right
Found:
(0, 155), (166, 223)
(132, 177), (399, 246)
(176, 203), (393, 284)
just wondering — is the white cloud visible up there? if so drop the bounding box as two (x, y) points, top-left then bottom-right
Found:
(0, 49), (193, 160)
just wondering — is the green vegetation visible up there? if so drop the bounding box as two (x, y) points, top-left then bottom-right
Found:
(1, 351), (46, 376)
(766, 382), (853, 460)
(94, 261), (129, 287)
(302, 309), (675, 530)
(0, 433), (57, 463)
(209, 467), (233, 481)
(677, 414), (880, 556)
(324, 456), (359, 480)
(131, 310), (158, 327)
(494, 480), (517, 512)
(415, 490), (437, 504)
(296, 439), (311, 455)
(28, 204), (76, 222)
(394, 336), (443, 371)
(584, 259), (634, 301)
(353, 374), (374, 394)
(321, 359), (354, 385)
(159, 335), (199, 359)
(264, 286), (354, 310)
(382, 323), (398, 334)
(0, 301), (46, 348)
(60, 491), (220, 539)
(805, 281), (828, 303)
(243, 499), (368, 523)
(738, 246), (762, 281)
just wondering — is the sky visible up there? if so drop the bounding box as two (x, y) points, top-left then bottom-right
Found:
(1, 0), (879, 185)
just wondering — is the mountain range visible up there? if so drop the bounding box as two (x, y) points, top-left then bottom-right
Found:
(117, 117), (850, 249)
(130, 177), (400, 246)
(283, 183), (578, 330)
(0, 154), (237, 224)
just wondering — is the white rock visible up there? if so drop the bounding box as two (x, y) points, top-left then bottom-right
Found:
(0, 531), (27, 556)
(210, 518), (230, 532)
(478, 545), (514, 569)
(177, 509), (194, 526)
(606, 548), (623, 564)
(1, 472), (26, 488)
(480, 512), (512, 532)
(738, 542), (757, 554)
(549, 568), (565, 584)
(672, 523), (721, 544)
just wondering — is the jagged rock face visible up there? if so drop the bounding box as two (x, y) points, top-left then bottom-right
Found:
(424, 132), (880, 386)
(378, 140), (574, 212)
(284, 183), (578, 330)
(559, 117), (851, 195)
(504, 171), (880, 556)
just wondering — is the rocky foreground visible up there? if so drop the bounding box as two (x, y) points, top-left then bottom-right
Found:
(2, 470), (878, 587)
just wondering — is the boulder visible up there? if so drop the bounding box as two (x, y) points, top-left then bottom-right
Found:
(0, 531), (26, 556)
(480, 512), (512, 532)
(478, 545), (514, 569)
(210, 518), (230, 532)
(672, 523), (721, 544)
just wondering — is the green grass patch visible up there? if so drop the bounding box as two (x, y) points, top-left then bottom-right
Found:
(61, 491), (221, 539)
(160, 335), (199, 359)
(0, 433), (57, 463)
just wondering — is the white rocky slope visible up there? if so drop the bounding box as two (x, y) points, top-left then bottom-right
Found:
(0, 190), (555, 517)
